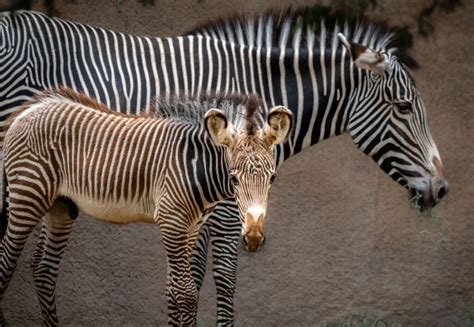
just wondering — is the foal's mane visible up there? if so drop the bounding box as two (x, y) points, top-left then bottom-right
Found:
(42, 87), (130, 117)
(187, 7), (418, 70)
(149, 92), (264, 132)
(4, 87), (265, 136)
(0, 87), (132, 140)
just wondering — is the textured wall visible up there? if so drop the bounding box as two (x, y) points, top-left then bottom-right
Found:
(3, 0), (473, 326)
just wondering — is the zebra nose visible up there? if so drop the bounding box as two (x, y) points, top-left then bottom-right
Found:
(436, 180), (449, 201)
(243, 235), (265, 252)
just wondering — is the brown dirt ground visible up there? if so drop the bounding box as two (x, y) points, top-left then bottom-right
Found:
(2, 0), (473, 326)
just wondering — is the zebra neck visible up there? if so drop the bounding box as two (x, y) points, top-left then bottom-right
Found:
(188, 135), (235, 208)
(148, 123), (234, 211)
(230, 45), (357, 162)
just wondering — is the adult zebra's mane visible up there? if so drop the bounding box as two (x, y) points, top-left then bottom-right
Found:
(188, 7), (418, 70)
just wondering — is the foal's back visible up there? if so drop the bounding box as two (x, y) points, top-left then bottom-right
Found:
(3, 90), (188, 224)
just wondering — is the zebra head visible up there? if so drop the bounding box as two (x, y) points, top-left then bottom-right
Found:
(205, 105), (293, 252)
(339, 33), (448, 211)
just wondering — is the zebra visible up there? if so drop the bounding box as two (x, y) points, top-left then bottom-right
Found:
(0, 9), (448, 325)
(0, 87), (292, 326)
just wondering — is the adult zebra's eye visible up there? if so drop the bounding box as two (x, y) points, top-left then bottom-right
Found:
(395, 102), (412, 114)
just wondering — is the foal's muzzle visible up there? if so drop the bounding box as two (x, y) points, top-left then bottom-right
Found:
(243, 234), (266, 252)
(242, 207), (266, 252)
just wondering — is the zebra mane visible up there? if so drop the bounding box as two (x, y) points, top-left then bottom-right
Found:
(149, 92), (264, 132)
(0, 87), (130, 138)
(37, 87), (131, 117)
(1, 89), (265, 148)
(20, 88), (264, 132)
(187, 7), (418, 70)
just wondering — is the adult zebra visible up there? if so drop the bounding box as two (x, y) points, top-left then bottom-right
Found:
(0, 9), (448, 325)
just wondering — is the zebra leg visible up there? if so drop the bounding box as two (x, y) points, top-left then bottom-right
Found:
(31, 199), (75, 326)
(209, 201), (241, 326)
(165, 268), (179, 324)
(159, 222), (200, 326)
(190, 215), (211, 291)
(165, 254), (199, 326)
(0, 195), (48, 325)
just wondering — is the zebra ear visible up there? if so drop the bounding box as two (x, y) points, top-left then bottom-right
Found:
(338, 33), (389, 74)
(205, 108), (237, 149)
(263, 106), (293, 146)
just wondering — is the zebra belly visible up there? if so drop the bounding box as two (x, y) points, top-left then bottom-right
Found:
(60, 192), (155, 224)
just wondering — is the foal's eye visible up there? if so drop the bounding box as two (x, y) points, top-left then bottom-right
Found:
(394, 102), (412, 114)
(269, 174), (276, 184)
(231, 175), (239, 186)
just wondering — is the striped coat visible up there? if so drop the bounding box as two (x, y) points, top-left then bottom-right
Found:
(0, 88), (292, 325)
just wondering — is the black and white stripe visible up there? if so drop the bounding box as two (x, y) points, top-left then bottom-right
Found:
(0, 89), (287, 326)
(0, 9), (447, 325)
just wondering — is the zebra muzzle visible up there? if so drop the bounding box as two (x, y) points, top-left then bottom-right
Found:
(409, 177), (449, 211)
(243, 210), (265, 252)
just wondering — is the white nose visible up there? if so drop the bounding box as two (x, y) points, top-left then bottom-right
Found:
(246, 205), (266, 222)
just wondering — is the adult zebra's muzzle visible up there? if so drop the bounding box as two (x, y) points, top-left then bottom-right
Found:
(409, 176), (449, 211)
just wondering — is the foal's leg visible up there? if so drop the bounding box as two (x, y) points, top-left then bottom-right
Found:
(0, 191), (50, 324)
(159, 215), (200, 327)
(31, 199), (75, 326)
(190, 214), (211, 291)
(210, 201), (241, 326)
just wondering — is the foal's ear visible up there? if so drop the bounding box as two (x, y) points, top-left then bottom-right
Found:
(205, 108), (237, 150)
(338, 33), (389, 75)
(263, 106), (293, 146)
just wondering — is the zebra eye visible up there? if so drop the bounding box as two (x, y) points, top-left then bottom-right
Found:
(269, 174), (276, 184)
(231, 174), (239, 186)
(395, 102), (412, 114)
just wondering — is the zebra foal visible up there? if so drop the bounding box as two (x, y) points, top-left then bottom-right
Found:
(0, 88), (292, 326)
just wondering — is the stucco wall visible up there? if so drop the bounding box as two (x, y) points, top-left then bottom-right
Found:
(3, 0), (473, 326)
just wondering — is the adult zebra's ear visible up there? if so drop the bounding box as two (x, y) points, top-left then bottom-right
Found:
(263, 106), (293, 146)
(205, 108), (237, 150)
(338, 33), (389, 75)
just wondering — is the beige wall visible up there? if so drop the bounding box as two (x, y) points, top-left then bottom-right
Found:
(4, 0), (474, 325)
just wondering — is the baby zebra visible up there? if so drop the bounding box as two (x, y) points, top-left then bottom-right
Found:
(0, 88), (292, 326)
